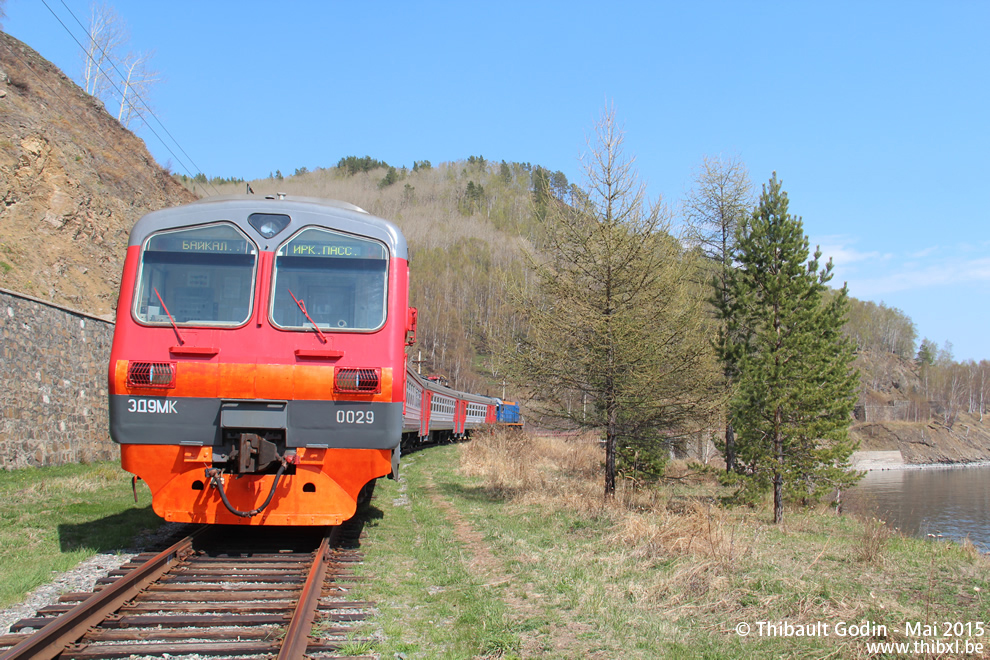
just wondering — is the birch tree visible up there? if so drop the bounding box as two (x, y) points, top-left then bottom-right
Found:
(80, 2), (159, 129)
(683, 155), (752, 473)
(116, 50), (160, 128)
(81, 3), (127, 99)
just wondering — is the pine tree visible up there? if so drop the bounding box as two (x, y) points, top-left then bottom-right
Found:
(724, 173), (860, 523)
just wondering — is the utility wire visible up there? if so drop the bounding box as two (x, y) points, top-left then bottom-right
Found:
(37, 0), (220, 196)
(56, 0), (217, 194)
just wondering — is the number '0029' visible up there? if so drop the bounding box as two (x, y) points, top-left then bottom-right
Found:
(336, 410), (374, 424)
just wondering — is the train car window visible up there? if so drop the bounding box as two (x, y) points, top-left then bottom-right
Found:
(133, 223), (258, 326)
(271, 227), (388, 332)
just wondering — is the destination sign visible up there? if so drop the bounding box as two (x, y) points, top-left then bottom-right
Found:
(146, 224), (255, 254)
(285, 242), (385, 258)
(148, 237), (254, 254)
(279, 228), (387, 260)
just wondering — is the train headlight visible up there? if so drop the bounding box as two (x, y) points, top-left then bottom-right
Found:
(127, 361), (177, 388)
(249, 213), (290, 239)
(334, 367), (381, 394)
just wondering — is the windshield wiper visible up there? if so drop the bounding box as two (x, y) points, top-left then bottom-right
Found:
(154, 287), (186, 345)
(288, 289), (327, 343)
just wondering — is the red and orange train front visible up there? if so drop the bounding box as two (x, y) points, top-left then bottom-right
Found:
(108, 196), (412, 525)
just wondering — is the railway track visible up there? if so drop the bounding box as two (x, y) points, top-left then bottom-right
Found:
(0, 519), (375, 659)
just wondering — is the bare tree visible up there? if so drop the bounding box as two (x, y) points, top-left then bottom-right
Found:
(81, 3), (127, 99)
(682, 155), (752, 472)
(116, 50), (160, 128)
(80, 2), (159, 129)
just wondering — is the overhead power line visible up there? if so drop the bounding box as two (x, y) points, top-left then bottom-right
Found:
(38, 0), (220, 196)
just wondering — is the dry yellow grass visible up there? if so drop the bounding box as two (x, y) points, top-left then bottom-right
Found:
(460, 428), (748, 565)
(459, 428), (604, 514)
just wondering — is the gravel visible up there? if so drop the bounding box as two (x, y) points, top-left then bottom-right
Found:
(0, 521), (192, 635)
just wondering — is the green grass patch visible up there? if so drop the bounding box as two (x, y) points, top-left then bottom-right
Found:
(0, 461), (163, 607)
(351, 451), (519, 658)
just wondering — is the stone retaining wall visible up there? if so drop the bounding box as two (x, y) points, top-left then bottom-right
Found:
(0, 287), (116, 469)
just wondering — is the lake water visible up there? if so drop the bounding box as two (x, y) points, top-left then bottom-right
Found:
(842, 464), (990, 551)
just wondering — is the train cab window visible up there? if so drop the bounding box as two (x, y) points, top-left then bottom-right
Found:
(133, 223), (258, 326)
(271, 227), (388, 332)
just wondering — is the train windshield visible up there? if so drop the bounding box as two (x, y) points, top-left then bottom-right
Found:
(271, 227), (388, 331)
(133, 223), (258, 326)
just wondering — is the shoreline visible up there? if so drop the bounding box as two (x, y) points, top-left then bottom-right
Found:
(850, 450), (990, 472)
(863, 460), (990, 471)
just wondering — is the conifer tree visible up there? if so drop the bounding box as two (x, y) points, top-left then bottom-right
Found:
(509, 106), (717, 498)
(724, 173), (859, 523)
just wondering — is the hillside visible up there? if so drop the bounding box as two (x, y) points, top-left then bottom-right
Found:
(0, 31), (194, 318)
(851, 351), (990, 464)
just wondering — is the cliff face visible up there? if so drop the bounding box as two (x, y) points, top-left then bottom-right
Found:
(0, 31), (195, 317)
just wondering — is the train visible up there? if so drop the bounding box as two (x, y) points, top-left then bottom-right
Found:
(108, 195), (519, 526)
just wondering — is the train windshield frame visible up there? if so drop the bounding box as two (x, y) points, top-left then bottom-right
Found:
(270, 226), (389, 333)
(132, 222), (259, 327)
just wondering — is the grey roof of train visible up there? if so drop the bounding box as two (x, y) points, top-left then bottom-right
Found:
(128, 195), (408, 259)
(407, 369), (499, 405)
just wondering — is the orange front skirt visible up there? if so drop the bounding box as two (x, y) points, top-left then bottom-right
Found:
(120, 444), (392, 526)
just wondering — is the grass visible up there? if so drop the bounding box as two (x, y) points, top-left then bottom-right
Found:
(352, 429), (990, 658)
(0, 461), (162, 608)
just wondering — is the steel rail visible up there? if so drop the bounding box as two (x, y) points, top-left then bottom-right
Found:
(277, 527), (338, 659)
(0, 529), (204, 660)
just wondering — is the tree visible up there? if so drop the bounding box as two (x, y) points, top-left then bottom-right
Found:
(116, 49), (160, 128)
(684, 155), (752, 473)
(530, 165), (553, 222)
(499, 160), (512, 183)
(81, 3), (125, 99)
(80, 2), (159, 129)
(378, 166), (400, 189)
(724, 173), (860, 523)
(550, 170), (569, 199)
(462, 181), (485, 215)
(509, 105), (717, 498)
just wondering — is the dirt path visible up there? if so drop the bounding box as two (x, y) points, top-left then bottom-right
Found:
(421, 475), (562, 657)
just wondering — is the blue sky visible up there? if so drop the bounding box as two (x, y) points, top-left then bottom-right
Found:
(5, 1), (988, 361)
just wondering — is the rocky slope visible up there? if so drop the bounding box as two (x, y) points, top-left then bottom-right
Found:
(0, 31), (195, 318)
(850, 351), (990, 465)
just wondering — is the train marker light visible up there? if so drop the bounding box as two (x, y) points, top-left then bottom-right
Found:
(334, 367), (382, 394)
(127, 361), (177, 388)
